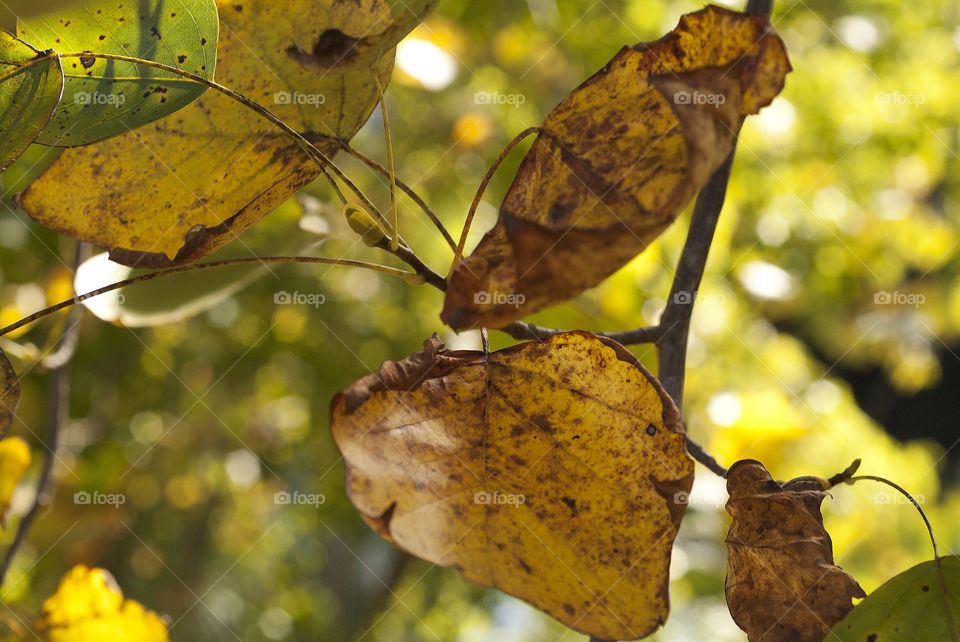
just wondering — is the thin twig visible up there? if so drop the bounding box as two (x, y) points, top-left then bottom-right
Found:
(658, 153), (735, 411)
(450, 126), (541, 275)
(847, 475), (940, 561)
(655, 154), (735, 479)
(0, 244), (84, 585)
(383, 243), (448, 291)
(0, 256), (421, 339)
(0, 338), (73, 584)
(41, 244), (92, 369)
(372, 72), (400, 252)
(644, 0), (775, 481)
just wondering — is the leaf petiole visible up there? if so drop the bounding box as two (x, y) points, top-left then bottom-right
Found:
(450, 126), (540, 276)
(846, 474), (940, 562)
(372, 71), (399, 252)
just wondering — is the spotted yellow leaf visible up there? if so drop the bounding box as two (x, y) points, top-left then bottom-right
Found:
(21, 0), (431, 267)
(442, 5), (791, 329)
(331, 331), (694, 640)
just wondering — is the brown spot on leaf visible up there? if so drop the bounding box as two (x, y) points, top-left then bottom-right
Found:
(287, 29), (358, 69)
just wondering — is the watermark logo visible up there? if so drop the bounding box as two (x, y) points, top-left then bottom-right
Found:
(274, 491), (326, 507)
(874, 491), (924, 505)
(672, 491), (723, 507)
(671, 290), (725, 306)
(474, 290), (526, 308)
(874, 290), (924, 308)
(274, 291), (326, 308)
(474, 91), (526, 108)
(274, 91), (326, 108)
(673, 90), (726, 106)
(474, 491), (525, 506)
(74, 491), (126, 507)
(74, 91), (125, 108)
(875, 92), (925, 107)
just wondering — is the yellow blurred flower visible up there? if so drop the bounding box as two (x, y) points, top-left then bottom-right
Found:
(0, 436), (30, 526)
(39, 565), (169, 642)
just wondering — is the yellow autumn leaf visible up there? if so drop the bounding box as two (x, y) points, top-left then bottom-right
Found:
(20, 0), (433, 267)
(442, 5), (791, 330)
(0, 436), (30, 526)
(38, 565), (169, 642)
(331, 331), (694, 640)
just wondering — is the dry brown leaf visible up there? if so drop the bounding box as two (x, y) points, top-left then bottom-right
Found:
(331, 331), (694, 640)
(442, 5), (791, 330)
(725, 459), (865, 642)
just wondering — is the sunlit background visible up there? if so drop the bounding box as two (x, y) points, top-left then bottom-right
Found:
(2, 0), (959, 639)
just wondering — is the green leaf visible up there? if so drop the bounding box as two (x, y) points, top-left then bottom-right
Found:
(1, 1), (80, 30)
(16, 0), (218, 146)
(0, 31), (62, 171)
(829, 555), (960, 642)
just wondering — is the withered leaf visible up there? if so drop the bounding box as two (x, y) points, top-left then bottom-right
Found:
(442, 5), (791, 330)
(0, 347), (19, 438)
(331, 331), (694, 640)
(725, 459), (866, 642)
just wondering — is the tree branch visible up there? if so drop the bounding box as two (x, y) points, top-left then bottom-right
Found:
(0, 256), (423, 339)
(0, 245), (85, 585)
(657, 153), (735, 411)
(651, 0), (774, 481)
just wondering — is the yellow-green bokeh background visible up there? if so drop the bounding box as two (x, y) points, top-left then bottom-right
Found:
(2, 0), (959, 639)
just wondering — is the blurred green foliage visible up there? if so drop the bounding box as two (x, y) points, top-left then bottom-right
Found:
(1, 0), (959, 640)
